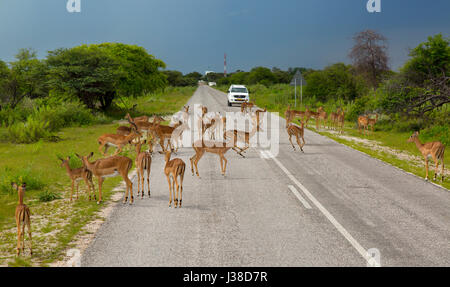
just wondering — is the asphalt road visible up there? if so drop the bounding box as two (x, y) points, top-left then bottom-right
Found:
(82, 85), (450, 267)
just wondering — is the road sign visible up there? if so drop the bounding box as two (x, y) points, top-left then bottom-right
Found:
(290, 71), (306, 107)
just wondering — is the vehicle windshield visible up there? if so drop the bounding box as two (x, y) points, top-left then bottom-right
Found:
(231, 87), (248, 93)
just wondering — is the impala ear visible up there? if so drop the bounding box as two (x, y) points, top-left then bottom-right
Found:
(88, 152), (94, 159)
(75, 153), (81, 159)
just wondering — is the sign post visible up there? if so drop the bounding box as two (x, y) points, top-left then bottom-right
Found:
(290, 71), (306, 108)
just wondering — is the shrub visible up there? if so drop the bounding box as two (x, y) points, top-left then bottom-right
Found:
(8, 116), (52, 143)
(38, 189), (61, 202)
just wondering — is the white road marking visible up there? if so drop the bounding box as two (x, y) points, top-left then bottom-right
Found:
(263, 150), (380, 267)
(288, 185), (312, 209)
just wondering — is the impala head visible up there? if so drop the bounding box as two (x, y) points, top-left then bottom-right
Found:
(158, 150), (172, 162)
(407, 131), (419, 143)
(184, 105), (189, 113)
(58, 156), (71, 167)
(152, 115), (164, 124)
(201, 106), (208, 116)
(76, 152), (94, 166)
(11, 182), (26, 193)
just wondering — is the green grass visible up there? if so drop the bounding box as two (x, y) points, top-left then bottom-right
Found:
(0, 86), (194, 266)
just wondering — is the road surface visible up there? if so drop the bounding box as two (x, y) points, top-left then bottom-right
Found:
(82, 86), (450, 267)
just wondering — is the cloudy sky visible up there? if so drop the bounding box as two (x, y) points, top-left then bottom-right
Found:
(0, 0), (449, 73)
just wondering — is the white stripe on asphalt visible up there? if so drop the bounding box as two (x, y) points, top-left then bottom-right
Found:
(263, 150), (380, 267)
(288, 185), (312, 209)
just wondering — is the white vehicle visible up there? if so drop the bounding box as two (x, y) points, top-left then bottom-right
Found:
(227, 85), (249, 107)
(208, 82), (217, 87)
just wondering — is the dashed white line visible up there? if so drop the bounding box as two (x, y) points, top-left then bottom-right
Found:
(262, 149), (380, 267)
(288, 185), (312, 209)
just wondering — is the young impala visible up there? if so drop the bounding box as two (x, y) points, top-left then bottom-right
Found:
(98, 121), (141, 156)
(408, 131), (446, 182)
(160, 151), (186, 208)
(134, 140), (152, 198)
(12, 182), (32, 256)
(286, 118), (305, 152)
(59, 156), (95, 201)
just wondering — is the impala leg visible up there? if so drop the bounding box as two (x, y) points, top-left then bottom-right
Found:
(16, 225), (21, 256)
(27, 220), (32, 255)
(219, 155), (224, 174)
(179, 172), (184, 207)
(22, 224), (25, 254)
(167, 176), (172, 207)
(84, 177), (91, 201)
(76, 181), (80, 200)
(147, 165), (151, 197)
(70, 181), (74, 202)
(137, 171), (141, 198)
(124, 175), (133, 204)
(174, 175), (179, 208)
(433, 155), (439, 181)
(141, 168), (145, 198)
(442, 159), (445, 183)
(97, 177), (103, 204)
(289, 134), (296, 151)
(296, 134), (304, 152)
(424, 157), (429, 181)
(190, 154), (196, 176)
(222, 155), (228, 176)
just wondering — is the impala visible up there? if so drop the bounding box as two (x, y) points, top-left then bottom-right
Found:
(161, 151), (186, 208)
(241, 101), (255, 114)
(285, 105), (306, 126)
(358, 115), (369, 135)
(337, 109), (345, 134)
(305, 107), (319, 129)
(12, 182), (32, 256)
(255, 107), (267, 132)
(317, 107), (328, 130)
(286, 118), (305, 152)
(224, 114), (259, 158)
(134, 140), (152, 198)
(407, 131), (446, 182)
(98, 121), (141, 156)
(367, 114), (379, 133)
(59, 156), (95, 201)
(190, 139), (233, 177)
(77, 152), (134, 204)
(329, 108), (342, 130)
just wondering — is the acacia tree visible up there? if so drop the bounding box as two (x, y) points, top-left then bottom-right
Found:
(349, 30), (389, 89)
(47, 43), (167, 110)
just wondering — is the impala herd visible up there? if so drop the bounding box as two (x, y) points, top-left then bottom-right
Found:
(11, 100), (446, 257)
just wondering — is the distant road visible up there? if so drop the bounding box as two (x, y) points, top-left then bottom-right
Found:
(82, 85), (450, 267)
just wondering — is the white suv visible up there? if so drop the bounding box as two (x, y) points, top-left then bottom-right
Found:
(227, 85), (249, 106)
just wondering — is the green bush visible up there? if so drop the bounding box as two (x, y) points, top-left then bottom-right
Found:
(0, 166), (46, 194)
(38, 189), (61, 202)
(8, 115), (52, 143)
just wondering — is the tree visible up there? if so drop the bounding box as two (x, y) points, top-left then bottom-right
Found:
(304, 63), (366, 102)
(98, 43), (167, 97)
(247, 67), (276, 86)
(47, 45), (123, 110)
(47, 44), (167, 110)
(349, 30), (389, 89)
(1, 48), (48, 108)
(379, 34), (450, 117)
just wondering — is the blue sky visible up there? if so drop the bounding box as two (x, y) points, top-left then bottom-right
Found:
(0, 0), (449, 73)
